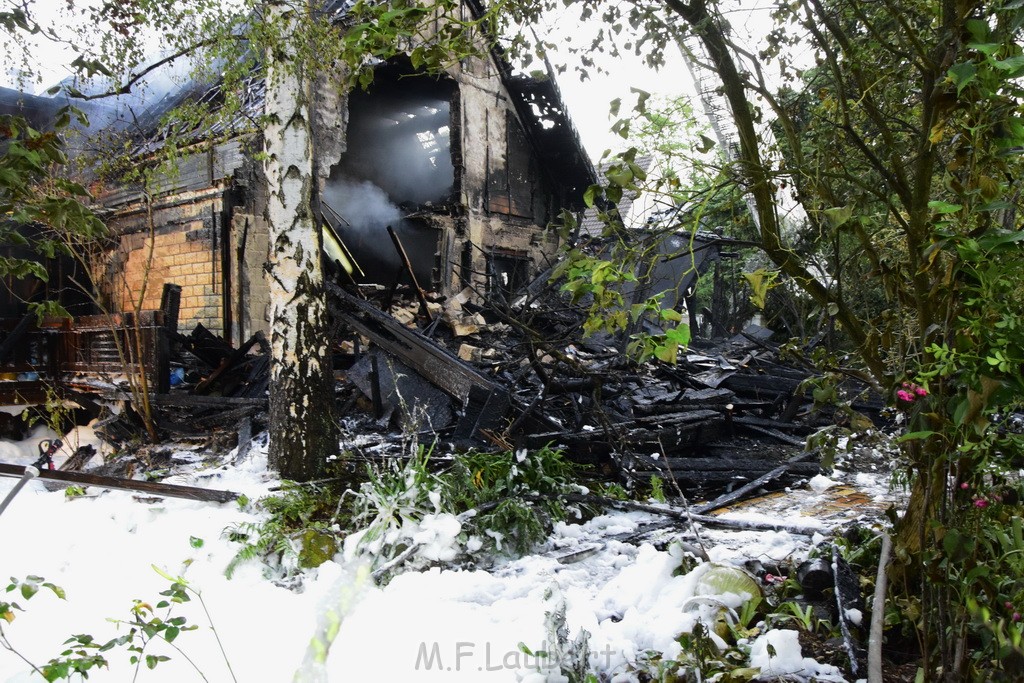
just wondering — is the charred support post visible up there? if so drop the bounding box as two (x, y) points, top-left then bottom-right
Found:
(369, 353), (383, 419)
(155, 283), (181, 394)
(160, 283), (182, 335)
(387, 225), (433, 323)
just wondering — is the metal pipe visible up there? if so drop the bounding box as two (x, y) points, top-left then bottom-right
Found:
(0, 466), (39, 519)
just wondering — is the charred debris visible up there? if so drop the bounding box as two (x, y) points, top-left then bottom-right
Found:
(76, 252), (883, 504)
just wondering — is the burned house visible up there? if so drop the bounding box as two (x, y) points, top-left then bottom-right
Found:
(92, 7), (595, 347)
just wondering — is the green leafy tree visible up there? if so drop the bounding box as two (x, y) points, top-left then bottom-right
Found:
(428, 0), (1024, 675)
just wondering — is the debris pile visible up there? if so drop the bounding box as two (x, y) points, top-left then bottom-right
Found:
(22, 256), (883, 504)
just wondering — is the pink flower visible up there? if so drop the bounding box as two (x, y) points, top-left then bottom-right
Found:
(1014, 613), (1021, 623)
(975, 499), (989, 508)
(961, 482), (971, 490)
(915, 386), (928, 397)
(1006, 601), (1015, 610)
(897, 390), (914, 402)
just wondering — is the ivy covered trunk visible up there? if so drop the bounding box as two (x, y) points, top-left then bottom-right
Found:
(262, 0), (338, 480)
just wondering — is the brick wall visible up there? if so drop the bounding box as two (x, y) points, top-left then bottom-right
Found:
(104, 192), (224, 335)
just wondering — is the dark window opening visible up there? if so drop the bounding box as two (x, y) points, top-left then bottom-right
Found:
(488, 250), (531, 303)
(487, 111), (541, 220)
(323, 59), (455, 288)
(0, 224), (94, 318)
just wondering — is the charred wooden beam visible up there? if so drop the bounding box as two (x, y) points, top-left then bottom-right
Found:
(327, 282), (497, 401)
(0, 463), (238, 503)
(694, 450), (819, 514)
(149, 394), (265, 408)
(732, 415), (809, 433)
(524, 409), (725, 462)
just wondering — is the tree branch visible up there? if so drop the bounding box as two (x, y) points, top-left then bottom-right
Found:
(67, 36), (242, 102)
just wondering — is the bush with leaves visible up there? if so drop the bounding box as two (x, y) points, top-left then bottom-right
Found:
(346, 444), (584, 570)
(444, 445), (583, 555)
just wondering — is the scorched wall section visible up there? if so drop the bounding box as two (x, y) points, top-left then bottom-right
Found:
(102, 189), (225, 336)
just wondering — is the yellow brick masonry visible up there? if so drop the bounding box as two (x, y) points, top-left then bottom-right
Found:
(116, 225), (222, 335)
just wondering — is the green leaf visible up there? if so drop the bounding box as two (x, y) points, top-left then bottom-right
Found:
(823, 205), (853, 227)
(151, 565), (178, 583)
(966, 19), (990, 43)
(664, 325), (691, 347)
(42, 582), (65, 600)
(897, 430), (937, 442)
(605, 166), (634, 186)
(660, 309), (683, 323)
(583, 184), (599, 208)
(653, 343), (678, 363)
(928, 200), (962, 214)
(993, 55), (1024, 73)
(948, 62), (977, 94)
(696, 134), (716, 153)
(631, 87), (651, 114)
(68, 56), (113, 79)
(145, 654), (167, 670)
(189, 536), (205, 549)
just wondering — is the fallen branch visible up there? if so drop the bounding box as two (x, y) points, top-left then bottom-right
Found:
(0, 463), (238, 503)
(868, 531), (893, 683)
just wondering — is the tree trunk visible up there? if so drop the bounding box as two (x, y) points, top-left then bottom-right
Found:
(263, 0), (338, 481)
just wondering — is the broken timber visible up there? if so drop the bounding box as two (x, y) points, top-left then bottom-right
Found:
(328, 282), (506, 406)
(329, 284), (494, 398)
(0, 463), (238, 503)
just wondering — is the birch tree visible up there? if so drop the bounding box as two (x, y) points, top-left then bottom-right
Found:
(262, 0), (338, 480)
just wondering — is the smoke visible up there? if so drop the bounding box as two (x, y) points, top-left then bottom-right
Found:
(324, 73), (454, 286)
(322, 176), (403, 233)
(322, 175), (437, 285)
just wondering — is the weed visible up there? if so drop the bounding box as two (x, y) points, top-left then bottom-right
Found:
(445, 445), (582, 555)
(225, 481), (345, 580)
(0, 570), (235, 682)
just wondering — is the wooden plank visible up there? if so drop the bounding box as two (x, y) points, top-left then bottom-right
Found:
(0, 463), (238, 503)
(150, 394), (265, 408)
(694, 450), (819, 514)
(328, 283), (496, 401)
